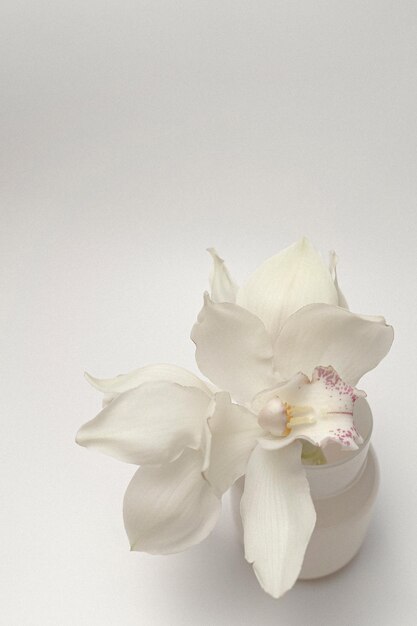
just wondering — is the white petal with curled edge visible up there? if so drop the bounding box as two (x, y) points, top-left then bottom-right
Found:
(236, 238), (338, 340)
(329, 250), (349, 308)
(76, 381), (211, 465)
(191, 294), (276, 403)
(241, 442), (316, 599)
(204, 392), (263, 495)
(123, 449), (221, 554)
(207, 248), (238, 303)
(257, 366), (365, 451)
(85, 363), (212, 397)
(274, 303), (394, 385)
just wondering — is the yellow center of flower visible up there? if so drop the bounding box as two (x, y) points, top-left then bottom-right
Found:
(258, 397), (316, 438)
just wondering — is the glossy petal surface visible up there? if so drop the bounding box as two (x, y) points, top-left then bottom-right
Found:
(76, 381), (211, 464)
(237, 238), (338, 339)
(85, 363), (211, 397)
(204, 392), (262, 495)
(124, 449), (221, 554)
(241, 442), (316, 599)
(274, 303), (394, 385)
(191, 294), (276, 403)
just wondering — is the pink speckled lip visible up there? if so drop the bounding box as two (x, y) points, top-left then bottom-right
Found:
(307, 398), (373, 471)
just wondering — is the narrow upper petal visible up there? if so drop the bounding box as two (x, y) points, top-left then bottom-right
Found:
(329, 250), (349, 308)
(274, 303), (394, 385)
(204, 392), (263, 495)
(207, 248), (238, 303)
(85, 363), (212, 397)
(236, 238), (338, 340)
(123, 449), (221, 554)
(191, 294), (276, 403)
(76, 381), (211, 465)
(241, 442), (316, 599)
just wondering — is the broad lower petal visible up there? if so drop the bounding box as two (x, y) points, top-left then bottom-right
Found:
(236, 238), (338, 340)
(274, 303), (394, 385)
(85, 363), (212, 397)
(191, 294), (276, 403)
(241, 442), (316, 599)
(76, 381), (211, 465)
(124, 449), (221, 554)
(208, 248), (238, 303)
(204, 392), (263, 495)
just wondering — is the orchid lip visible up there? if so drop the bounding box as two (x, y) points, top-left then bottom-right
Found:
(255, 365), (366, 453)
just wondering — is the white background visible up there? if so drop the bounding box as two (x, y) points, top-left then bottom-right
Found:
(1, 1), (417, 624)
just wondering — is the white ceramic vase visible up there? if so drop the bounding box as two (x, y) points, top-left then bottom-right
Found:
(230, 398), (379, 580)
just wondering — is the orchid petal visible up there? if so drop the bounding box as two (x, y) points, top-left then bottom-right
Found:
(329, 250), (348, 308)
(241, 442), (316, 599)
(85, 363), (212, 397)
(76, 382), (211, 465)
(204, 392), (263, 495)
(124, 449), (221, 554)
(274, 303), (394, 385)
(236, 238), (338, 339)
(191, 294), (276, 403)
(208, 248), (238, 303)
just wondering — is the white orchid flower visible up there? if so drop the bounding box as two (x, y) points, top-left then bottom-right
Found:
(76, 364), (226, 554)
(191, 239), (393, 598)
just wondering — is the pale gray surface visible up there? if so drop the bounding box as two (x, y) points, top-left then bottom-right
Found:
(1, 1), (416, 624)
